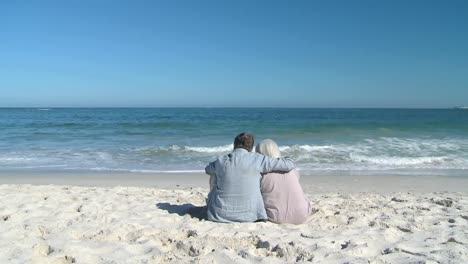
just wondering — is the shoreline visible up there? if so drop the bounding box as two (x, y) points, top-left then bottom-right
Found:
(0, 171), (467, 193)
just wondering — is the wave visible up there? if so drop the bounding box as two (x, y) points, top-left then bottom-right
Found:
(84, 167), (205, 173)
(135, 144), (233, 154)
(1, 137), (467, 172)
(185, 144), (233, 153)
(0, 157), (34, 162)
(117, 138), (468, 171)
(349, 154), (448, 166)
(135, 144), (337, 154)
(279, 145), (334, 152)
(142, 137), (464, 152)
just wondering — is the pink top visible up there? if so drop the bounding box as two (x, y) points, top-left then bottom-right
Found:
(260, 169), (311, 224)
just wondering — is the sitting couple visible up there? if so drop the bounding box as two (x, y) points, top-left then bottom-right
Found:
(205, 132), (312, 224)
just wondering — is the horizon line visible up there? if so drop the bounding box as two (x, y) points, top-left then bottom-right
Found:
(0, 106), (464, 110)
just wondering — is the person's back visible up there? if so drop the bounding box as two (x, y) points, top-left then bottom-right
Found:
(256, 139), (312, 224)
(205, 133), (296, 223)
(261, 169), (311, 224)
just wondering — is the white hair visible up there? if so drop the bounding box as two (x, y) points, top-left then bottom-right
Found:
(256, 139), (281, 158)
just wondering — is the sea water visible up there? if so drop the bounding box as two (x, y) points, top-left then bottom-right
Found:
(0, 108), (467, 176)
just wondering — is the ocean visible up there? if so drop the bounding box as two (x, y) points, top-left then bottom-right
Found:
(0, 108), (467, 176)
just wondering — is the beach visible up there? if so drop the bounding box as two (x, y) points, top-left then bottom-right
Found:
(1, 173), (467, 263)
(1, 108), (467, 263)
(3, 0), (468, 261)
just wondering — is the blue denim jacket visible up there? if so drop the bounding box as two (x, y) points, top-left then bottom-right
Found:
(205, 148), (296, 223)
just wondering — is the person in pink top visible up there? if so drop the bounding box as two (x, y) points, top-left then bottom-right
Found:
(256, 139), (313, 224)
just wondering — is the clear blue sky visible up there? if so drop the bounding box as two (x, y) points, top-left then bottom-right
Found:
(1, 0), (467, 108)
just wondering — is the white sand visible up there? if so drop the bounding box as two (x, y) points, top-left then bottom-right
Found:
(0, 175), (467, 263)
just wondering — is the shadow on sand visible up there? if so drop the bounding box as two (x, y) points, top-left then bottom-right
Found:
(156, 202), (207, 220)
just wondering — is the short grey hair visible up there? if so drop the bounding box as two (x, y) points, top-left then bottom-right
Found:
(256, 139), (281, 158)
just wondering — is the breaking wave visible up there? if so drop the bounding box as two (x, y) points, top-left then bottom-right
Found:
(1, 137), (467, 172)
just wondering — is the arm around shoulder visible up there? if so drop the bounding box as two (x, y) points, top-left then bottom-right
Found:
(260, 155), (296, 173)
